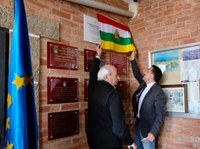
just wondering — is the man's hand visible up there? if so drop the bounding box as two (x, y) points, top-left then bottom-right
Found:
(142, 133), (155, 142)
(128, 143), (137, 149)
(129, 50), (137, 61)
(96, 44), (102, 57)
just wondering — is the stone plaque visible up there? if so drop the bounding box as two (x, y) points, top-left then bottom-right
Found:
(116, 81), (129, 100)
(48, 110), (79, 140)
(47, 42), (78, 70)
(84, 49), (106, 72)
(110, 53), (128, 75)
(84, 79), (89, 101)
(48, 77), (78, 104)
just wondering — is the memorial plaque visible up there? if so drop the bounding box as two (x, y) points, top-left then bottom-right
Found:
(116, 81), (129, 100)
(84, 49), (106, 72)
(84, 79), (89, 101)
(48, 110), (79, 140)
(48, 77), (78, 104)
(47, 42), (78, 70)
(84, 49), (96, 72)
(110, 53), (128, 75)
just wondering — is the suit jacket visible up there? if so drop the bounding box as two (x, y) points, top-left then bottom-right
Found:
(86, 58), (133, 149)
(131, 60), (166, 138)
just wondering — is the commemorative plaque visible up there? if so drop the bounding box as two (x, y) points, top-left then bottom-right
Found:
(110, 53), (128, 75)
(47, 42), (78, 70)
(48, 110), (79, 140)
(84, 79), (89, 101)
(116, 81), (129, 100)
(84, 49), (96, 72)
(48, 77), (78, 104)
(84, 49), (106, 72)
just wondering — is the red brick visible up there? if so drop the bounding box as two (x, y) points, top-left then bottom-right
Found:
(52, 8), (71, 19)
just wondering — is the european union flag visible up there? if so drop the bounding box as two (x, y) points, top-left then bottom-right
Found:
(4, 0), (38, 149)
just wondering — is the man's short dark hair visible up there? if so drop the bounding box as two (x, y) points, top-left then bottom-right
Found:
(152, 65), (162, 83)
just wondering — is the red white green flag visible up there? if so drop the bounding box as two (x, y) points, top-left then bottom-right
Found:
(97, 14), (135, 53)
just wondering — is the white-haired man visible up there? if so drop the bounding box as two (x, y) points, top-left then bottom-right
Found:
(86, 45), (136, 149)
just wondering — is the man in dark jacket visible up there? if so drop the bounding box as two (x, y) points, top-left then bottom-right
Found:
(86, 45), (136, 149)
(130, 50), (166, 149)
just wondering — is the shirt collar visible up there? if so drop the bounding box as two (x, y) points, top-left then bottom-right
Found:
(146, 82), (155, 88)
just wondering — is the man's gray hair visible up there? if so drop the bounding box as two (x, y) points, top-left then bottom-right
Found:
(97, 65), (112, 80)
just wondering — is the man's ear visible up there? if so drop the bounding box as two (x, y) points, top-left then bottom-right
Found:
(104, 75), (109, 81)
(151, 74), (155, 81)
(103, 75), (107, 80)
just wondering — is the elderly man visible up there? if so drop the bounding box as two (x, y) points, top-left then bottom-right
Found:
(86, 45), (136, 149)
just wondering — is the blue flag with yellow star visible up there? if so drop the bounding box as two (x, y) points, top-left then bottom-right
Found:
(4, 0), (38, 149)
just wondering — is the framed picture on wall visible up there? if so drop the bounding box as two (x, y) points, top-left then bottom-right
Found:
(148, 42), (200, 85)
(161, 84), (188, 113)
(148, 42), (200, 118)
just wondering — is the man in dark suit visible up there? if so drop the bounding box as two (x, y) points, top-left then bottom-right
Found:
(130, 50), (166, 149)
(86, 45), (136, 149)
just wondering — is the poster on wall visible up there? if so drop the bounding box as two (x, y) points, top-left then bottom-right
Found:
(83, 14), (100, 44)
(149, 42), (200, 117)
(161, 84), (188, 113)
(180, 46), (200, 82)
(150, 50), (180, 84)
(180, 46), (200, 114)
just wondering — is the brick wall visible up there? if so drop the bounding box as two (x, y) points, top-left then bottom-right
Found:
(129, 0), (200, 148)
(0, 0), (131, 149)
(1, 0), (200, 148)
(38, 1), (131, 149)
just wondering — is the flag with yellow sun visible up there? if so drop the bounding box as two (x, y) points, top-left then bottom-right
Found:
(4, 0), (38, 149)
